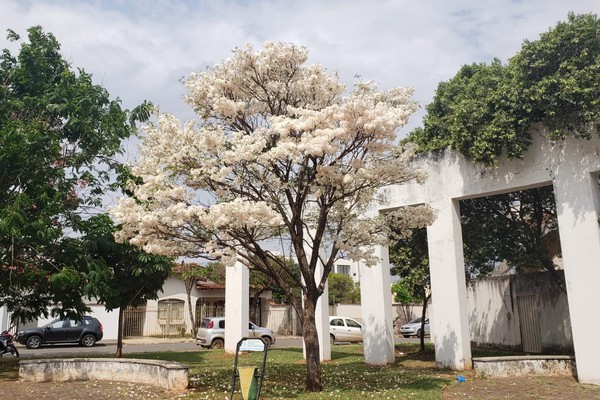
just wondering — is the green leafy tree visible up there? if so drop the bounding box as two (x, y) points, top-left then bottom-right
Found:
(81, 214), (172, 358)
(408, 12), (600, 164)
(460, 186), (561, 280)
(171, 262), (210, 337)
(389, 227), (430, 352)
(0, 26), (150, 322)
(328, 273), (360, 305)
(408, 59), (526, 164)
(511, 13), (600, 140)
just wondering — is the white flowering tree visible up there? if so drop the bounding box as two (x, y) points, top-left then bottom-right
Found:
(111, 42), (434, 391)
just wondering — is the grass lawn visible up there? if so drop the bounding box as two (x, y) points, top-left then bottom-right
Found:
(0, 343), (460, 399)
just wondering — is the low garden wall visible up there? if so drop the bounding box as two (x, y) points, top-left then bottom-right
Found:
(473, 355), (575, 378)
(19, 358), (189, 391)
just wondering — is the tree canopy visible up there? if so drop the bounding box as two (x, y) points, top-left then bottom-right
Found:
(327, 273), (360, 305)
(0, 26), (150, 321)
(459, 186), (560, 278)
(408, 12), (600, 164)
(111, 42), (434, 391)
(81, 214), (173, 357)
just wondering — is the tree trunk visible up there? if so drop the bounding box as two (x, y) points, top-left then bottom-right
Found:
(184, 278), (197, 337)
(249, 288), (264, 324)
(419, 293), (430, 353)
(302, 293), (323, 392)
(116, 307), (124, 358)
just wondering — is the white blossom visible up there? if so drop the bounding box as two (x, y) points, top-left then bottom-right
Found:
(110, 40), (434, 280)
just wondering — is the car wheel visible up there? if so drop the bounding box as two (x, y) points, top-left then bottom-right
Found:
(26, 335), (42, 349)
(81, 334), (96, 347)
(330, 334), (335, 346)
(416, 329), (422, 338)
(211, 338), (224, 349)
(261, 336), (272, 347)
(402, 335), (410, 338)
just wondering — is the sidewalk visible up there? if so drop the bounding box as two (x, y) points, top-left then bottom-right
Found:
(110, 334), (302, 345)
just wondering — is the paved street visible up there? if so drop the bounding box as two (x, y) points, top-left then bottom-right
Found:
(13, 335), (426, 358)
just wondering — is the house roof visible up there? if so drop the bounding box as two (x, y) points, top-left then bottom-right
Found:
(196, 279), (225, 290)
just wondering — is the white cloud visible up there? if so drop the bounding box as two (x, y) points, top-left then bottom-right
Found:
(2, 0), (599, 134)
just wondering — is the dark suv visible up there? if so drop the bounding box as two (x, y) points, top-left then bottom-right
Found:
(15, 316), (103, 349)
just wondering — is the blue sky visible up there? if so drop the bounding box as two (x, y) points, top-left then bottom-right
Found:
(2, 0), (599, 139)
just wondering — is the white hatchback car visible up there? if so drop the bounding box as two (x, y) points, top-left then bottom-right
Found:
(196, 317), (276, 349)
(329, 316), (363, 345)
(399, 317), (430, 338)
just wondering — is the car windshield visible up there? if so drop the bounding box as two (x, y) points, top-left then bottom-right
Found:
(409, 318), (423, 324)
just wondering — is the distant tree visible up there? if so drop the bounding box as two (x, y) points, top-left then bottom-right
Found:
(391, 279), (418, 326)
(171, 262), (209, 337)
(328, 273), (360, 305)
(81, 214), (173, 358)
(0, 26), (151, 322)
(389, 227), (430, 352)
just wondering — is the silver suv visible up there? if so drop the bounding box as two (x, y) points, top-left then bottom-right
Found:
(196, 317), (276, 349)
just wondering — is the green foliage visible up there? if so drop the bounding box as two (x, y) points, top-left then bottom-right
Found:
(460, 186), (560, 276)
(0, 26), (151, 320)
(391, 280), (418, 304)
(511, 13), (600, 140)
(80, 214), (173, 311)
(408, 12), (600, 164)
(327, 273), (360, 304)
(389, 227), (430, 300)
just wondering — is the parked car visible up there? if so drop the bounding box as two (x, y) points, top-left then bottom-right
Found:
(195, 317), (276, 349)
(329, 316), (363, 345)
(399, 317), (430, 338)
(15, 316), (103, 349)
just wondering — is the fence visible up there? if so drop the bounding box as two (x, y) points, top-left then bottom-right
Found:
(123, 305), (224, 338)
(123, 303), (422, 338)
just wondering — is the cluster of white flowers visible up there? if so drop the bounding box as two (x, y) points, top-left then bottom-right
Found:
(111, 41), (434, 268)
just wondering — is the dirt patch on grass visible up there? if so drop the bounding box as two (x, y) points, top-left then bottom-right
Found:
(0, 379), (187, 399)
(442, 373), (600, 399)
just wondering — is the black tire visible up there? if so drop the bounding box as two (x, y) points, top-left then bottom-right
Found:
(416, 329), (422, 338)
(10, 345), (19, 357)
(330, 334), (335, 346)
(402, 335), (410, 338)
(26, 335), (42, 349)
(211, 338), (224, 349)
(81, 334), (96, 347)
(261, 336), (272, 347)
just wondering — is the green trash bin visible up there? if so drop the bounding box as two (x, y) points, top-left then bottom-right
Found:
(230, 337), (268, 400)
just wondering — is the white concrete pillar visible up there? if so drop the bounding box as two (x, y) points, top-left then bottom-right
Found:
(315, 261), (331, 361)
(224, 261), (249, 353)
(0, 306), (9, 332)
(427, 199), (472, 370)
(359, 245), (395, 365)
(553, 149), (600, 384)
